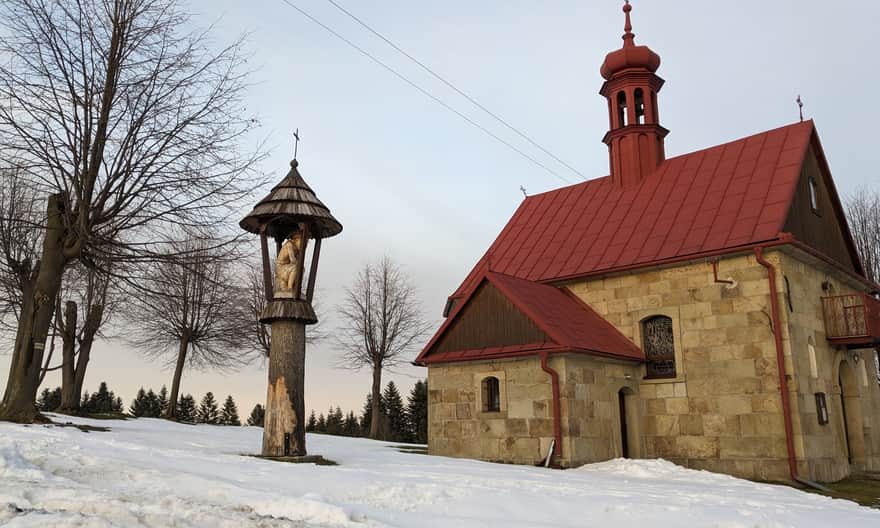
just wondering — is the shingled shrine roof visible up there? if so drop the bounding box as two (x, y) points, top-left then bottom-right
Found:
(240, 159), (342, 239)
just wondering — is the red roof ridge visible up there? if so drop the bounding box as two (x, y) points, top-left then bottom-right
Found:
(447, 120), (818, 301)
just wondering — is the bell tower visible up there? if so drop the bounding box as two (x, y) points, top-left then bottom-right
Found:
(600, 1), (669, 188)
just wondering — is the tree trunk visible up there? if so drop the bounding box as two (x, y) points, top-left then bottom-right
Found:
(164, 335), (189, 419)
(59, 301), (79, 412)
(0, 194), (67, 423)
(68, 303), (103, 413)
(369, 363), (383, 440)
(262, 319), (306, 456)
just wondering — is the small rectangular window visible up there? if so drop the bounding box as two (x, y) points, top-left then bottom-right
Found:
(815, 392), (829, 425)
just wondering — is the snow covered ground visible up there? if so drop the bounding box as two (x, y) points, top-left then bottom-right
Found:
(0, 416), (877, 527)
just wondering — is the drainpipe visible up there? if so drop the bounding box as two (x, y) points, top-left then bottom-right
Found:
(754, 248), (831, 492)
(539, 352), (563, 463)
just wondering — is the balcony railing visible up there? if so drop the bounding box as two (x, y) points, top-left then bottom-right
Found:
(821, 293), (880, 344)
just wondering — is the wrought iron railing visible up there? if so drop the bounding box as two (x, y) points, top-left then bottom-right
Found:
(821, 294), (880, 341)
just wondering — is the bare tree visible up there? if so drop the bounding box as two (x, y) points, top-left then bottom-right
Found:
(126, 240), (256, 419)
(0, 0), (262, 422)
(845, 188), (880, 284)
(335, 257), (430, 439)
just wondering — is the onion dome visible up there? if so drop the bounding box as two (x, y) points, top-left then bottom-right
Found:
(600, 1), (661, 80)
(240, 159), (342, 239)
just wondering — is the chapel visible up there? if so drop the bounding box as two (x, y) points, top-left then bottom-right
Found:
(415, 2), (880, 483)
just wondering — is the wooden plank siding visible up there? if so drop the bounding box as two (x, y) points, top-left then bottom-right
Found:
(432, 282), (548, 355)
(784, 146), (859, 273)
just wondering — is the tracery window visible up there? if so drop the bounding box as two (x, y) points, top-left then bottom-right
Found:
(643, 316), (676, 379)
(482, 376), (501, 412)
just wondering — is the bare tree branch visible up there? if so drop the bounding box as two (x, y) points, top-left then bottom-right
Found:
(845, 188), (880, 284)
(0, 0), (264, 422)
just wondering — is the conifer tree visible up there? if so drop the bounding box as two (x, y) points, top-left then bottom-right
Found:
(221, 395), (241, 426)
(197, 392), (220, 424)
(343, 411), (360, 436)
(88, 381), (114, 413)
(176, 394), (197, 423)
(38, 388), (51, 411)
(247, 403), (265, 427)
(157, 386), (169, 415)
(406, 379), (428, 444)
(315, 413), (326, 433)
(129, 387), (148, 417)
(114, 396), (123, 412)
(144, 389), (162, 417)
(382, 381), (408, 442)
(37, 387), (62, 412)
(325, 406), (340, 435)
(306, 410), (317, 432)
(360, 393), (384, 438)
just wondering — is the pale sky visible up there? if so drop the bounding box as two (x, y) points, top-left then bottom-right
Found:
(3, 1), (879, 418)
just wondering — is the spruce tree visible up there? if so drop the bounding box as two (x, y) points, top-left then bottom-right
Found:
(145, 389), (162, 417)
(157, 386), (169, 415)
(92, 381), (114, 413)
(37, 387), (61, 411)
(247, 404), (265, 427)
(382, 381), (407, 442)
(325, 406), (340, 435)
(129, 387), (148, 417)
(113, 396), (124, 413)
(315, 413), (326, 432)
(343, 411), (359, 436)
(306, 410), (317, 432)
(360, 393), (384, 438)
(406, 379), (428, 444)
(221, 395), (241, 426)
(197, 392), (220, 424)
(176, 394), (197, 422)
(37, 388), (51, 411)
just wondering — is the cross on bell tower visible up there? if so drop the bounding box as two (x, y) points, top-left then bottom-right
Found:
(599, 1), (669, 188)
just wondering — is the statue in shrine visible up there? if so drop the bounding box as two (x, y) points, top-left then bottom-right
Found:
(275, 230), (303, 297)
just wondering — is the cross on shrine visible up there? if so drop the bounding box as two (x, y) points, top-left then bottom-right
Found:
(796, 96), (804, 122)
(294, 128), (301, 159)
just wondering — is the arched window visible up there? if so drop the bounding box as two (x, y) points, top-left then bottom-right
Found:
(784, 276), (794, 312)
(642, 316), (676, 379)
(809, 177), (820, 213)
(482, 376), (501, 412)
(634, 88), (645, 124)
(617, 91), (628, 127)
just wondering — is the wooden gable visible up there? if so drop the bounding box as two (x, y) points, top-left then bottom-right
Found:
(431, 281), (548, 356)
(783, 141), (863, 274)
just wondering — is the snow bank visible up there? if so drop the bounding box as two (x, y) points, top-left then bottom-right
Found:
(0, 415), (877, 527)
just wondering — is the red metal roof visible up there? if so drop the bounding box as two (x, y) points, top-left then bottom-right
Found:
(417, 272), (643, 365)
(452, 120), (815, 300)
